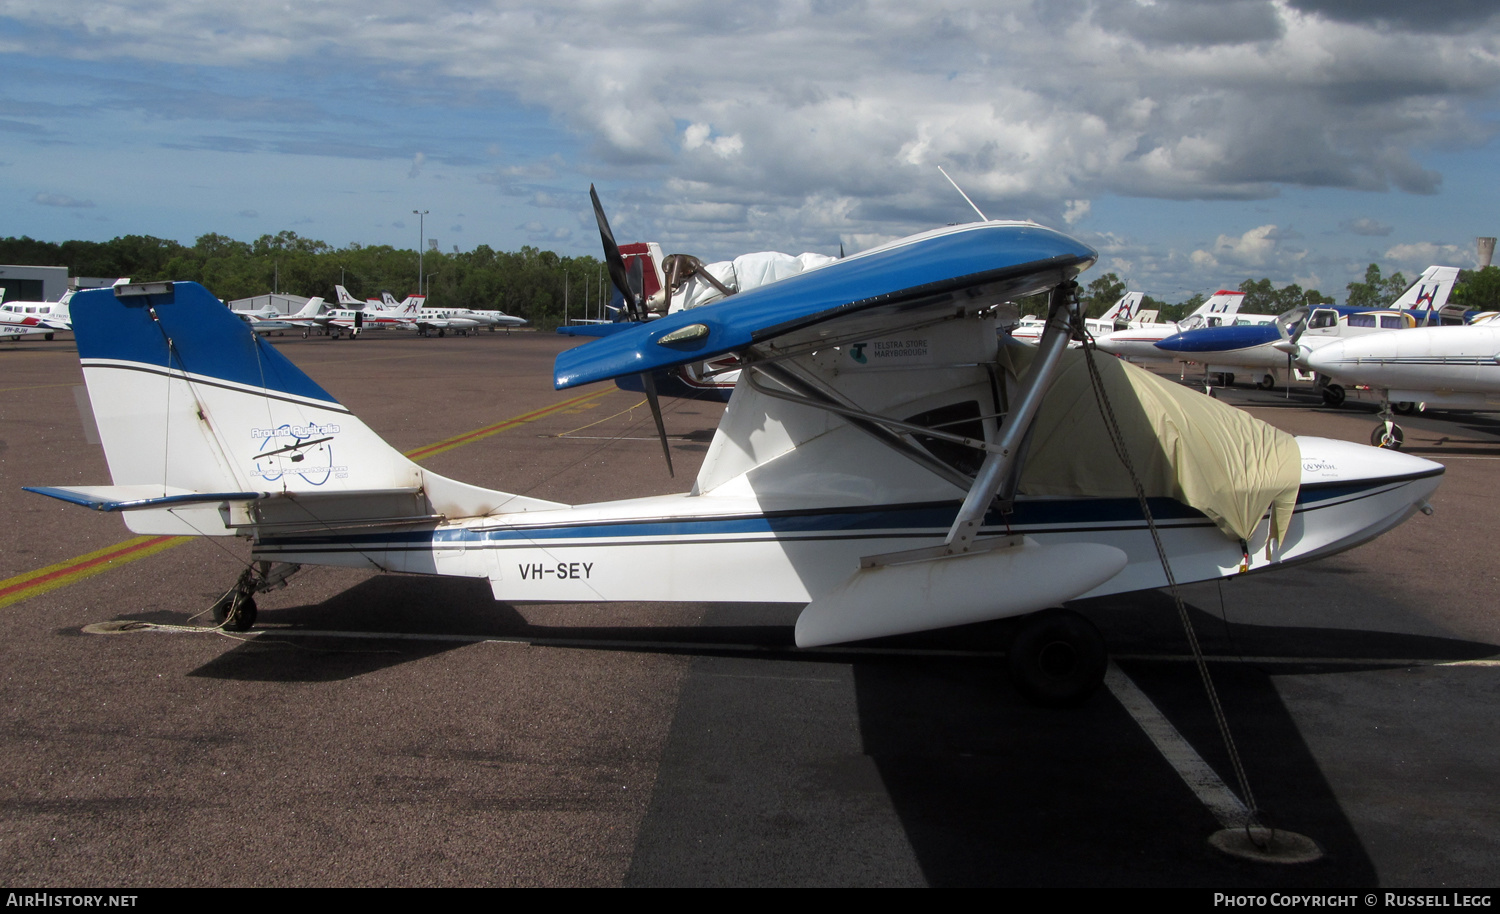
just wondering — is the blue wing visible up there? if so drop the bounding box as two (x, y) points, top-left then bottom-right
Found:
(553, 222), (1096, 390)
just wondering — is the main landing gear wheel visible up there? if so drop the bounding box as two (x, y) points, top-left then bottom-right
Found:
(1321, 384), (1346, 407)
(1393, 401), (1418, 415)
(210, 589), (258, 632)
(1008, 608), (1108, 707)
(1371, 423), (1404, 449)
(1256, 374), (1275, 390)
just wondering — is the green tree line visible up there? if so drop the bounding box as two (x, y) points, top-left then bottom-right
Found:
(8, 232), (1498, 324)
(0, 232), (609, 328)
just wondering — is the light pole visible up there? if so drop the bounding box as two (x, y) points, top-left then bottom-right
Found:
(413, 209), (428, 300)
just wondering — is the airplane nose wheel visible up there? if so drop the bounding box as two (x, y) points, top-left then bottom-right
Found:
(1007, 608), (1107, 707)
(1371, 423), (1404, 449)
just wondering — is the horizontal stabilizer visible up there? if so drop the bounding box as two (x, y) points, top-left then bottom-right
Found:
(794, 537), (1127, 647)
(23, 485), (265, 512)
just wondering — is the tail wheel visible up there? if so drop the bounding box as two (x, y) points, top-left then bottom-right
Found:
(1008, 608), (1107, 707)
(211, 591), (258, 632)
(1371, 423), (1405, 449)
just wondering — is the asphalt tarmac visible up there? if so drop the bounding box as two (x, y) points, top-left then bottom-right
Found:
(1, 331), (1496, 887)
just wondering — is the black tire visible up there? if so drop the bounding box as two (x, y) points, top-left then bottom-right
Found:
(1322, 384), (1346, 407)
(1393, 401), (1417, 416)
(1256, 374), (1275, 390)
(1008, 609), (1107, 707)
(1371, 423), (1405, 449)
(1224, 373), (1235, 387)
(211, 591), (258, 632)
(44, 332), (55, 341)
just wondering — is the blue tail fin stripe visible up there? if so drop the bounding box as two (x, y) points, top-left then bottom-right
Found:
(70, 282), (341, 406)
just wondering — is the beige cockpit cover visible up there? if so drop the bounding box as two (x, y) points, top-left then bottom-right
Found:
(1002, 348), (1300, 544)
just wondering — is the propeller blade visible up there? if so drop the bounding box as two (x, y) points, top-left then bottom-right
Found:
(590, 184), (642, 320)
(640, 371), (674, 477)
(628, 255), (644, 308)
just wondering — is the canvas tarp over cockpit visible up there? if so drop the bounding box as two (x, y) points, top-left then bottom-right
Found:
(1003, 347), (1301, 544)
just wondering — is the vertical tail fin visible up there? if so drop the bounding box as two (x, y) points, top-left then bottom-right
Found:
(58, 282), (560, 535)
(1191, 290), (1245, 324)
(1391, 265), (1460, 311)
(291, 297), (325, 319)
(1099, 291), (1144, 323)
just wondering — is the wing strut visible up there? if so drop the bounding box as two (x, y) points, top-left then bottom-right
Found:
(941, 281), (1080, 554)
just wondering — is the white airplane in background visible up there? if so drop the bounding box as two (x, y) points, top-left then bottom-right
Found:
(1011, 291), (1149, 346)
(401, 296), (529, 335)
(1306, 317), (1500, 448)
(28, 217), (1442, 711)
(1154, 266), (1462, 393)
(337, 286), (526, 335)
(311, 296), (420, 338)
(232, 298), (326, 336)
(1, 290), (74, 340)
(1092, 290), (1245, 364)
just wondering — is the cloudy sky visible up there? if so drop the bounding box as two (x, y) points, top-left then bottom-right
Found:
(3, 0), (1498, 301)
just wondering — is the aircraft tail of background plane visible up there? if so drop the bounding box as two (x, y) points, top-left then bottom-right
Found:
(334, 285), (364, 307)
(290, 297), (325, 319)
(1390, 265), (1460, 311)
(1099, 291), (1144, 323)
(1191, 290), (1244, 320)
(27, 282), (561, 537)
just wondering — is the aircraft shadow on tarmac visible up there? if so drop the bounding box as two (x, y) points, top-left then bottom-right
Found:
(170, 572), (1495, 886)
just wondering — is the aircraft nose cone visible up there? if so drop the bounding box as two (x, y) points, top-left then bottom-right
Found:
(1154, 333), (1187, 351)
(1304, 339), (1344, 375)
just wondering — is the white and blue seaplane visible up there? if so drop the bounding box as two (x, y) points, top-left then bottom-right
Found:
(25, 220), (1444, 704)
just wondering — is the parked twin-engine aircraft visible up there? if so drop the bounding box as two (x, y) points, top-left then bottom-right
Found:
(401, 295), (529, 336)
(1011, 291), (1148, 345)
(1306, 319), (1500, 448)
(334, 285), (526, 335)
(1092, 290), (1245, 364)
(26, 220), (1443, 705)
(1152, 266), (1462, 391)
(0, 290), (73, 340)
(231, 297), (326, 336)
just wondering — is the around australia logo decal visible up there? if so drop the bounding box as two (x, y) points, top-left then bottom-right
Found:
(250, 422), (347, 484)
